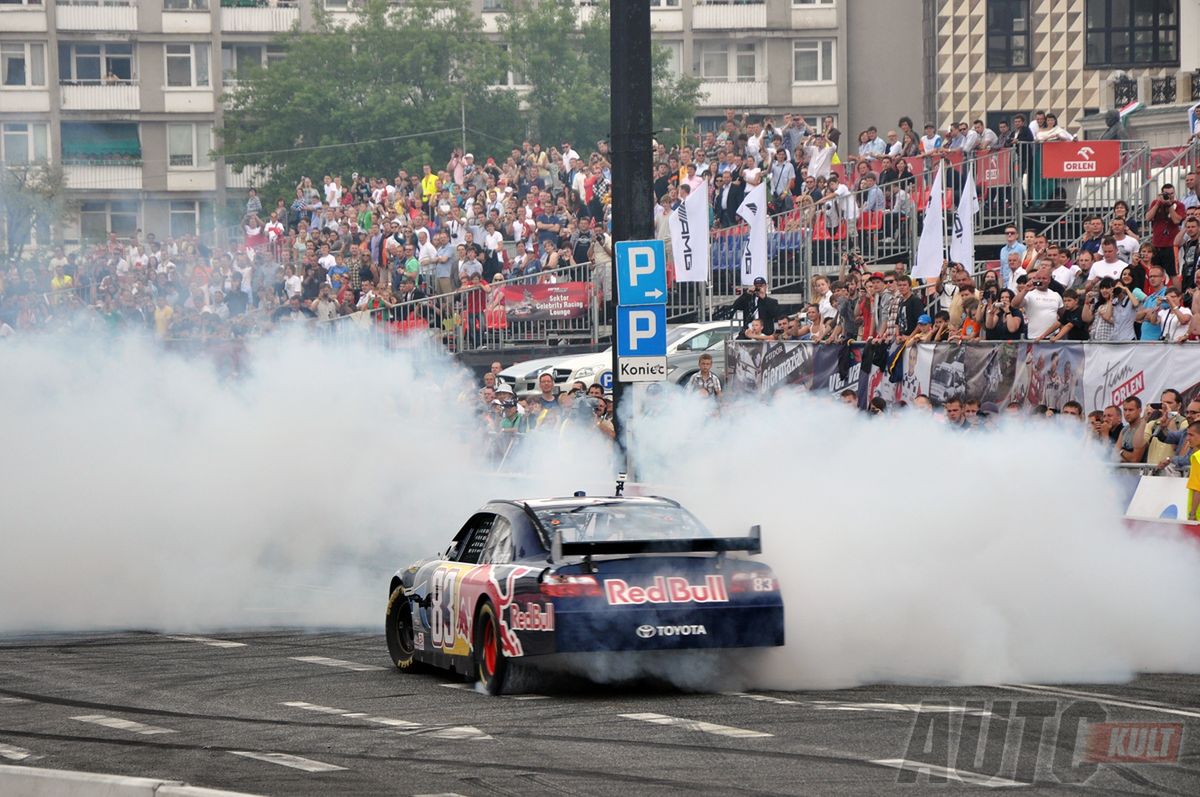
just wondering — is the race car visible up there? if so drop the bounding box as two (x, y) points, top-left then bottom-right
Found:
(385, 491), (784, 695)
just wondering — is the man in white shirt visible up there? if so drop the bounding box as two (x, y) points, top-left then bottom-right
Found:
(1050, 246), (1081, 289)
(1012, 265), (1064, 338)
(920, 123), (942, 154)
(1110, 217), (1139, 260)
(1090, 237), (1127, 281)
(323, 175), (341, 206)
(973, 119), (998, 150)
(804, 135), (836, 179)
(817, 173), (858, 228)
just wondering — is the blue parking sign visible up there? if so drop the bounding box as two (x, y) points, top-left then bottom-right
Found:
(615, 240), (667, 306)
(598, 370), (613, 391)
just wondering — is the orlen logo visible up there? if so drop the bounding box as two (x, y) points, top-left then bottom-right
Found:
(509, 603), (554, 632)
(1111, 370), (1145, 405)
(1085, 722), (1183, 764)
(1063, 146), (1099, 174)
(604, 575), (729, 606)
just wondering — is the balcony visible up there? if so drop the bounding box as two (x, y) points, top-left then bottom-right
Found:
(64, 161), (143, 191)
(791, 3), (837, 30)
(0, 4), (47, 33)
(693, 1), (766, 30)
(220, 2), (299, 33)
(60, 82), (140, 112)
(699, 80), (768, 108)
(790, 83), (837, 107)
(56, 1), (137, 31)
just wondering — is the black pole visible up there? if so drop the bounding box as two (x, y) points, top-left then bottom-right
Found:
(609, 0), (654, 462)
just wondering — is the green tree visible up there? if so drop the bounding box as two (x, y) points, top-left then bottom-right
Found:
(1, 161), (68, 260)
(498, 0), (702, 149)
(216, 0), (522, 201)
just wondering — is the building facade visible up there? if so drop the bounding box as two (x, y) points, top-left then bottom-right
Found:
(923, 0), (1200, 136)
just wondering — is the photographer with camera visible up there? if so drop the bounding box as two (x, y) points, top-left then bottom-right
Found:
(1082, 276), (1138, 341)
(1136, 391), (1192, 475)
(1146, 184), (1185, 275)
(984, 288), (1025, 340)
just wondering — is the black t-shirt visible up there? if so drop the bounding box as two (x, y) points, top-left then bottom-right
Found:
(985, 307), (1024, 340)
(1058, 306), (1089, 340)
(571, 230), (593, 264)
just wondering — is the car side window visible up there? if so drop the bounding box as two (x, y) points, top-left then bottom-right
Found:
(481, 516), (514, 564)
(453, 514), (494, 565)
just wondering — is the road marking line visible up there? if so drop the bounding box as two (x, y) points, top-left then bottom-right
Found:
(619, 712), (772, 739)
(229, 751), (346, 773)
(71, 714), (175, 736)
(998, 684), (1200, 720)
(281, 702), (491, 740)
(163, 635), (246, 649)
(439, 682), (549, 700)
(0, 743), (33, 761)
(724, 691), (801, 705)
(290, 655), (386, 672)
(872, 759), (1027, 788)
(809, 700), (993, 717)
(0, 697), (27, 704)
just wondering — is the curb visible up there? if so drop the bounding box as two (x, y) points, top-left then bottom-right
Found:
(0, 764), (261, 797)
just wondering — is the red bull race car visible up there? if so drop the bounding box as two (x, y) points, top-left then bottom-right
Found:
(385, 491), (784, 694)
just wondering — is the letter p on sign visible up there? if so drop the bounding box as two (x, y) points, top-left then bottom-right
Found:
(615, 239), (667, 306)
(629, 309), (657, 350)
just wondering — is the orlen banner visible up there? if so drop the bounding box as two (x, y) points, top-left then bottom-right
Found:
(1083, 344), (1200, 411)
(1041, 141), (1121, 178)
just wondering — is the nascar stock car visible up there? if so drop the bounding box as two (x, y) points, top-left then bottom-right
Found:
(385, 488), (784, 695)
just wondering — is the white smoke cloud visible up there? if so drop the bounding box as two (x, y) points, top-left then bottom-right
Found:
(631, 389), (1200, 688)
(2, 332), (1198, 691)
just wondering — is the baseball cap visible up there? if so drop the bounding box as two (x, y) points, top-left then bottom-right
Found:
(753, 276), (767, 286)
(917, 314), (932, 324)
(464, 153), (474, 160)
(871, 271), (885, 280)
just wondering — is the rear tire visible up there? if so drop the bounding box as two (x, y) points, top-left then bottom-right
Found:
(385, 586), (418, 671)
(473, 601), (507, 696)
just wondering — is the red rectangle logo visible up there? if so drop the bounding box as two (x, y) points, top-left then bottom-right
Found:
(1085, 722), (1183, 764)
(1041, 141), (1121, 178)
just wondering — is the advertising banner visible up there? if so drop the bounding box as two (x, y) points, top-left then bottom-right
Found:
(1041, 141), (1121, 178)
(729, 341), (1200, 414)
(669, 183), (710, 283)
(501, 282), (591, 322)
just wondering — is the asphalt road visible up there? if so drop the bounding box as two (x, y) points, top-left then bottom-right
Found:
(0, 631), (1197, 796)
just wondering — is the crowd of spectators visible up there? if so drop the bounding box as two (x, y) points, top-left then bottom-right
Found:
(2, 107), (1197, 348)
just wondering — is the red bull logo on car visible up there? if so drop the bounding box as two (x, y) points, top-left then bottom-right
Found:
(604, 575), (729, 606)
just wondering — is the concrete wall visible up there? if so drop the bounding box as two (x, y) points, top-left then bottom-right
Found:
(845, 0), (926, 147)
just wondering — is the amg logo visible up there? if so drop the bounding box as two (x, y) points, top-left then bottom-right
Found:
(677, 205), (694, 272)
(604, 575), (729, 605)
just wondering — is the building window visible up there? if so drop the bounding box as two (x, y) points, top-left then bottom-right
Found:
(61, 122), (141, 164)
(222, 44), (282, 85)
(165, 44), (210, 88)
(693, 41), (757, 82)
(659, 40), (682, 76)
(1, 43), (45, 87)
(0, 122), (48, 165)
(58, 42), (134, 85)
(170, 200), (199, 237)
(1085, 0), (1179, 68)
(80, 200), (140, 242)
(650, 0), (681, 6)
(167, 124), (212, 169)
(163, 0), (208, 9)
(793, 0), (834, 5)
(987, 0), (1031, 71)
(792, 39), (834, 83)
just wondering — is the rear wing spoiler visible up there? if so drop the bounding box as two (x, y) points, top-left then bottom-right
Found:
(551, 525), (761, 562)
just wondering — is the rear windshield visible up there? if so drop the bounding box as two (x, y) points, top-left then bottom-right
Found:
(535, 502), (711, 543)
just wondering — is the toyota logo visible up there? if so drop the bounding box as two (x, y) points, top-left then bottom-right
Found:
(636, 625), (657, 638)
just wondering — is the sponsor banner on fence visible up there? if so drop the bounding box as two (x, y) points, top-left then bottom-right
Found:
(1041, 141), (1121, 178)
(501, 282), (591, 322)
(727, 341), (1200, 413)
(1082, 344), (1200, 411)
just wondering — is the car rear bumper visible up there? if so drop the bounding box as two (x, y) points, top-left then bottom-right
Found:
(545, 605), (784, 653)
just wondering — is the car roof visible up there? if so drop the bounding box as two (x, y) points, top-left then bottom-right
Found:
(493, 495), (681, 511)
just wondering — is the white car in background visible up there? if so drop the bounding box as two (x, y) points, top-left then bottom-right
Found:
(500, 321), (736, 394)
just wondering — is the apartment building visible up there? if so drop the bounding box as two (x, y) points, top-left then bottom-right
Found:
(923, 0), (1200, 137)
(0, 0), (908, 246)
